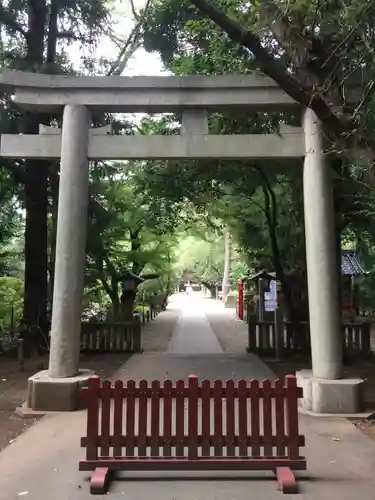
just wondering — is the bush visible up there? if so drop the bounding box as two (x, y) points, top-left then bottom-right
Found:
(0, 276), (23, 333)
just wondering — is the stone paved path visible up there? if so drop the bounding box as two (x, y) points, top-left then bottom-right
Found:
(2, 295), (375, 499)
(167, 294), (223, 354)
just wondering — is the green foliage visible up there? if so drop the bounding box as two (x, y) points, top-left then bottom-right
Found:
(85, 164), (183, 313)
(0, 277), (23, 332)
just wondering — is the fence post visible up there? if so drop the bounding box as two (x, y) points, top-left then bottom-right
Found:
(85, 376), (101, 461)
(247, 314), (257, 352)
(187, 374), (199, 459)
(133, 315), (142, 352)
(285, 374), (300, 459)
(361, 322), (371, 356)
(274, 281), (284, 359)
(18, 338), (24, 372)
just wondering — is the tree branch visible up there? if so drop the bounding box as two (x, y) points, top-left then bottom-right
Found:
(0, 7), (27, 38)
(188, 0), (375, 187)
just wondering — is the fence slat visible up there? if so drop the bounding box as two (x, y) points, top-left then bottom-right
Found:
(362, 323), (371, 355)
(138, 380), (148, 457)
(113, 380), (124, 457)
(238, 379), (247, 457)
(354, 325), (360, 353)
(125, 380), (136, 457)
(201, 380), (211, 457)
(176, 380), (185, 457)
(273, 379), (285, 458)
(262, 379), (273, 457)
(213, 380), (223, 457)
(250, 380), (260, 457)
(100, 380), (111, 457)
(285, 375), (299, 459)
(188, 375), (199, 459)
(151, 380), (161, 457)
(346, 325), (353, 353)
(163, 380), (173, 457)
(226, 380), (235, 457)
(86, 376), (101, 460)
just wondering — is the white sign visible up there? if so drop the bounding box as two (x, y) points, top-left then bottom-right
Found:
(264, 280), (277, 311)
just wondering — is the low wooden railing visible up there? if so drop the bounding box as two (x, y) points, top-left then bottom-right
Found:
(247, 316), (372, 359)
(79, 374), (306, 494)
(81, 317), (141, 353)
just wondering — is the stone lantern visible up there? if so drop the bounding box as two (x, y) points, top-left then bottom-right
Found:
(120, 271), (144, 320)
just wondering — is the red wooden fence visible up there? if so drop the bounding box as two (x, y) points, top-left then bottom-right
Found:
(79, 374), (306, 495)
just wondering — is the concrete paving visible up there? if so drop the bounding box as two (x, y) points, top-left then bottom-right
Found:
(1, 296), (375, 499)
(167, 294), (223, 354)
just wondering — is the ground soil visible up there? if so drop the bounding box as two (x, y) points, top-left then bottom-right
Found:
(265, 355), (375, 442)
(0, 307), (178, 454)
(0, 351), (130, 452)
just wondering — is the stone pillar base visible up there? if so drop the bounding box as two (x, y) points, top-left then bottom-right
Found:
(26, 369), (95, 412)
(296, 369), (364, 415)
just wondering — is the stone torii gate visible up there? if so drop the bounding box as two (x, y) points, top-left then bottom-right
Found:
(0, 70), (361, 414)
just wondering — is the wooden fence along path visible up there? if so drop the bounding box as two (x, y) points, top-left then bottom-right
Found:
(80, 319), (142, 353)
(248, 317), (372, 359)
(79, 374), (306, 495)
(80, 304), (163, 354)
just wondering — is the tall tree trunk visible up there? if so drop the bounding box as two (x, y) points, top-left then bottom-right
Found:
(48, 169), (59, 302)
(221, 228), (231, 302)
(256, 168), (296, 322)
(23, 0), (60, 339)
(22, 0), (49, 342)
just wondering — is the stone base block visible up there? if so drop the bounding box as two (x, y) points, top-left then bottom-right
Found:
(296, 369), (364, 414)
(26, 369), (95, 412)
(224, 294), (237, 309)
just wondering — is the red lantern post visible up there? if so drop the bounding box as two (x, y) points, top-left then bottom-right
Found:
(237, 279), (244, 320)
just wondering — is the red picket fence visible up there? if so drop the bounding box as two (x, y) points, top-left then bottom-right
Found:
(79, 374), (306, 495)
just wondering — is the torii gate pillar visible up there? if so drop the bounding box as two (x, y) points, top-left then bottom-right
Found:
(296, 108), (363, 414)
(27, 105), (95, 411)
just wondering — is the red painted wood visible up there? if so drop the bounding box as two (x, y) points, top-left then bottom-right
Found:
(175, 380), (185, 457)
(163, 380), (173, 457)
(94, 384), (300, 399)
(188, 375), (199, 459)
(262, 379), (273, 457)
(100, 380), (111, 457)
(138, 380), (148, 457)
(225, 380), (235, 457)
(285, 375), (299, 459)
(151, 380), (161, 457)
(125, 380), (136, 457)
(213, 380), (223, 457)
(81, 433), (305, 449)
(201, 380), (211, 457)
(90, 467), (111, 494)
(238, 379), (248, 457)
(113, 380), (124, 457)
(275, 379), (286, 457)
(86, 376), (101, 460)
(276, 466), (298, 493)
(80, 456), (307, 472)
(249, 379), (260, 457)
(80, 375), (307, 494)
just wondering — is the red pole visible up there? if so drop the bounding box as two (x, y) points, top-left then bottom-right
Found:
(238, 279), (244, 320)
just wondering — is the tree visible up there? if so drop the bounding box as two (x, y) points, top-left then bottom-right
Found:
(85, 163), (182, 319)
(0, 0), (113, 336)
(187, 0), (375, 188)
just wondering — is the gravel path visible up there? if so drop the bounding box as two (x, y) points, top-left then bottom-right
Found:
(204, 300), (248, 353)
(141, 303), (180, 352)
